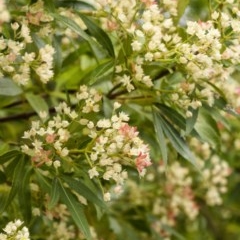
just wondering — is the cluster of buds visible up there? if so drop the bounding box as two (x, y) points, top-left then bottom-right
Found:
(0, 219), (30, 240)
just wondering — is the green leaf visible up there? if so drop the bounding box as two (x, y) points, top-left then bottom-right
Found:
(31, 33), (45, 48)
(53, 36), (63, 74)
(195, 108), (221, 149)
(155, 103), (199, 137)
(58, 179), (91, 240)
(82, 59), (114, 85)
(18, 166), (33, 223)
(0, 78), (22, 96)
(203, 104), (230, 130)
(43, 0), (56, 12)
(0, 155), (28, 213)
(35, 169), (51, 192)
(155, 103), (185, 130)
(0, 150), (22, 165)
(186, 108), (199, 134)
(79, 13), (115, 58)
(48, 178), (60, 209)
(57, 0), (95, 10)
(155, 110), (196, 165)
(62, 175), (106, 209)
(177, 0), (189, 21)
(25, 93), (49, 117)
(152, 109), (168, 165)
(53, 13), (107, 60)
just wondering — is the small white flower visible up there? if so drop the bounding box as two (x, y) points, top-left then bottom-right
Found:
(88, 167), (99, 179)
(104, 192), (111, 201)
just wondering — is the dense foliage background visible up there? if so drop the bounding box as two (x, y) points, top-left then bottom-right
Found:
(1, 0), (240, 239)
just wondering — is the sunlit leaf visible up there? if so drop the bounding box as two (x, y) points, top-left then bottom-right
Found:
(177, 0), (189, 21)
(25, 93), (49, 118)
(0, 78), (22, 96)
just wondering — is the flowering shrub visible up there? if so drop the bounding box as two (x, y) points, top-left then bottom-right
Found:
(0, 0), (240, 239)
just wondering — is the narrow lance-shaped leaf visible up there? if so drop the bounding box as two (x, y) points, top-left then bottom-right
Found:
(152, 108), (168, 165)
(52, 13), (107, 60)
(157, 112), (196, 166)
(0, 150), (22, 165)
(0, 154), (27, 213)
(79, 13), (115, 58)
(35, 169), (52, 193)
(57, 1), (95, 11)
(58, 179), (91, 240)
(18, 166), (33, 223)
(186, 108), (199, 135)
(62, 175), (106, 209)
(48, 177), (60, 209)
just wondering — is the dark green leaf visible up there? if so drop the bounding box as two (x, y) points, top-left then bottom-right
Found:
(79, 13), (115, 58)
(0, 155), (28, 213)
(58, 179), (91, 240)
(186, 108), (199, 134)
(62, 175), (106, 209)
(0, 78), (22, 96)
(155, 110), (196, 165)
(18, 166), (33, 223)
(57, 0), (95, 10)
(0, 150), (22, 165)
(152, 109), (168, 165)
(48, 178), (60, 209)
(155, 103), (199, 137)
(155, 103), (185, 130)
(52, 13), (107, 60)
(35, 169), (51, 193)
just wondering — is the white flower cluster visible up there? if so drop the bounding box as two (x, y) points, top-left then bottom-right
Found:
(0, 219), (30, 240)
(0, 0), (55, 85)
(200, 155), (231, 206)
(86, 110), (151, 201)
(96, 1), (240, 117)
(96, 0), (178, 91)
(190, 138), (231, 206)
(21, 86), (152, 199)
(155, 162), (199, 220)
